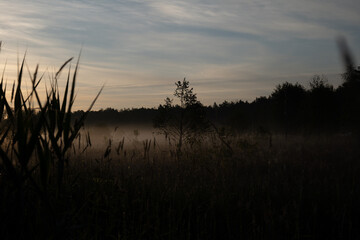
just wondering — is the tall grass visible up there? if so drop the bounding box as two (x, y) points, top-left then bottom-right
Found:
(1, 49), (360, 239)
(0, 51), (102, 239)
(43, 132), (360, 239)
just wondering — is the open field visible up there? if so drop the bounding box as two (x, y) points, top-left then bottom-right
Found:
(2, 129), (360, 239)
(1, 49), (360, 239)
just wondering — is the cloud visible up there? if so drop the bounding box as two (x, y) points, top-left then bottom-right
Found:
(0, 0), (358, 109)
(146, 0), (347, 40)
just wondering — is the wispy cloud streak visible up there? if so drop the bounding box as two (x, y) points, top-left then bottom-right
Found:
(0, 0), (359, 109)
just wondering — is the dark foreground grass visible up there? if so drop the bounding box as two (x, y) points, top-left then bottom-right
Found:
(0, 51), (359, 239)
(1, 134), (359, 240)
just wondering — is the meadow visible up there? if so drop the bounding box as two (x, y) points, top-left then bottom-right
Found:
(2, 125), (360, 239)
(1, 53), (360, 240)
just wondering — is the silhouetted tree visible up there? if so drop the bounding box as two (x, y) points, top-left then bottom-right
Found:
(307, 75), (336, 132)
(154, 78), (209, 156)
(336, 37), (360, 133)
(270, 82), (307, 134)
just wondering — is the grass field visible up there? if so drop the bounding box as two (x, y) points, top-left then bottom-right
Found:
(0, 54), (360, 239)
(2, 130), (360, 239)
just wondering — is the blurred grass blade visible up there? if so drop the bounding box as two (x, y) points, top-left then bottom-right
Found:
(56, 57), (73, 79)
(11, 81), (15, 102)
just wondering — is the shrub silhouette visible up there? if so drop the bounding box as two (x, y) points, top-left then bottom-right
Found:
(154, 78), (209, 157)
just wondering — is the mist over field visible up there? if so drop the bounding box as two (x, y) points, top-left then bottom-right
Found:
(80, 124), (161, 150)
(1, 0), (360, 239)
(0, 36), (359, 239)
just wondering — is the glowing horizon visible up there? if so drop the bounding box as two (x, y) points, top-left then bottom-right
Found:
(0, 0), (359, 110)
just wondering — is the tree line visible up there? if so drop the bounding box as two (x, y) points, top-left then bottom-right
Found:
(74, 71), (359, 135)
(207, 73), (359, 135)
(75, 38), (360, 135)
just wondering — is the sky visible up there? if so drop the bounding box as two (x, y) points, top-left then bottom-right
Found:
(0, 0), (359, 110)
